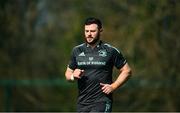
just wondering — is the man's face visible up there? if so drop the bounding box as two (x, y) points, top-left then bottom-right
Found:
(84, 24), (101, 45)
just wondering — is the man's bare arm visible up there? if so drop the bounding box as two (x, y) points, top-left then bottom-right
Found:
(65, 67), (84, 81)
(100, 63), (132, 94)
(111, 63), (132, 90)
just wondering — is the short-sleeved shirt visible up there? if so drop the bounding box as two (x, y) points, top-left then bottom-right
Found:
(68, 40), (127, 105)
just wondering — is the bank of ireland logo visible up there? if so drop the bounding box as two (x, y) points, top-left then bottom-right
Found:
(98, 50), (107, 57)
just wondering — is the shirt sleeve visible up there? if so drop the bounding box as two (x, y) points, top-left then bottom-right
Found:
(68, 48), (77, 70)
(112, 48), (127, 69)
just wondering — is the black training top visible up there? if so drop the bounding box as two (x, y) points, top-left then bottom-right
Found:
(68, 40), (127, 105)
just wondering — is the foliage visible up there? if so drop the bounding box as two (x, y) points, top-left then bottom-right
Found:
(0, 0), (179, 111)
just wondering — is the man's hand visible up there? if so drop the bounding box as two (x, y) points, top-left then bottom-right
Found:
(100, 83), (114, 94)
(73, 69), (84, 79)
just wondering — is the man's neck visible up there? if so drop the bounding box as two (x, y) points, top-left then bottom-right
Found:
(87, 40), (101, 49)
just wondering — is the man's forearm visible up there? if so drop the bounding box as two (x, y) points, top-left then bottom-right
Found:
(65, 69), (74, 81)
(65, 68), (84, 81)
(111, 65), (132, 90)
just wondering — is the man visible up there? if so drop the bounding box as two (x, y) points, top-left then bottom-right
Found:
(65, 17), (131, 112)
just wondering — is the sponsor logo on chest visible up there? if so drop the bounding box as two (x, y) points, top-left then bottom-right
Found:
(77, 49), (107, 66)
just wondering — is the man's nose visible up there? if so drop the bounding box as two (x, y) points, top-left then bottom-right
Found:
(87, 31), (91, 35)
(87, 32), (92, 36)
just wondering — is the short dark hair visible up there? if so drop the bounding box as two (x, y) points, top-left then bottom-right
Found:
(84, 17), (102, 29)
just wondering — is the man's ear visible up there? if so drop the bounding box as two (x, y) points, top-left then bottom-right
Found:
(100, 28), (103, 32)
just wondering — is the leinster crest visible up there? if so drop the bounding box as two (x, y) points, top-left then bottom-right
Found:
(98, 50), (107, 57)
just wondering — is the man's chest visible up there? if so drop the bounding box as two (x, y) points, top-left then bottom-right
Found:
(75, 49), (112, 69)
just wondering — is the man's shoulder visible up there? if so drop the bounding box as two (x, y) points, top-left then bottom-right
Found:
(102, 42), (121, 53)
(74, 43), (85, 48)
(72, 43), (86, 51)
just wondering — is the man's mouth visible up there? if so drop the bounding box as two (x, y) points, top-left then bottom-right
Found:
(87, 36), (93, 38)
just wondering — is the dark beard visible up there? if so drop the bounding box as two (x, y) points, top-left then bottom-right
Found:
(86, 36), (100, 45)
(85, 33), (100, 45)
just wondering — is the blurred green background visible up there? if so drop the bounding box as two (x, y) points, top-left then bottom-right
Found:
(0, 0), (179, 112)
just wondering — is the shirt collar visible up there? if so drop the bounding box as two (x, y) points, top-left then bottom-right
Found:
(86, 40), (102, 48)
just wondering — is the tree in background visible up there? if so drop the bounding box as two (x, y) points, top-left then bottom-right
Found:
(0, 0), (179, 111)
